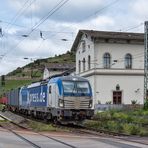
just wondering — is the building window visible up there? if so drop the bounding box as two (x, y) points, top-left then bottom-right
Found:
(79, 60), (81, 73)
(125, 53), (132, 69)
(103, 53), (111, 68)
(83, 58), (85, 72)
(88, 55), (91, 70)
(82, 41), (86, 52)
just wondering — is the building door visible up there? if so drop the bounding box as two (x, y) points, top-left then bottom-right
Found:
(113, 91), (122, 104)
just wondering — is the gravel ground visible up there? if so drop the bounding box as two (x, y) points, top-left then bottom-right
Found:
(0, 111), (27, 124)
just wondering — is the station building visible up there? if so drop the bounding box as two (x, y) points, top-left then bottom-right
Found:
(71, 30), (144, 105)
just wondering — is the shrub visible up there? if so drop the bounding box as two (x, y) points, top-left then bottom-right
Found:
(97, 100), (101, 104)
(122, 123), (140, 135)
(144, 99), (148, 110)
(142, 110), (148, 115)
(106, 121), (118, 131)
(114, 112), (133, 123)
(105, 101), (112, 104)
(139, 129), (148, 136)
(83, 120), (101, 129)
(131, 100), (137, 105)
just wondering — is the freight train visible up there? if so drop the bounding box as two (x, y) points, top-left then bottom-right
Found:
(6, 75), (94, 124)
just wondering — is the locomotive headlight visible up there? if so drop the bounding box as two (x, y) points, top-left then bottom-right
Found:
(59, 99), (64, 107)
(89, 100), (93, 108)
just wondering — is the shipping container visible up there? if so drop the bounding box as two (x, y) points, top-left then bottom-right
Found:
(7, 88), (20, 107)
(0, 97), (8, 104)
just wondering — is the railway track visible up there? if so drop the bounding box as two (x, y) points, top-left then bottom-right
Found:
(0, 115), (77, 148)
(54, 123), (148, 146)
(0, 112), (148, 147)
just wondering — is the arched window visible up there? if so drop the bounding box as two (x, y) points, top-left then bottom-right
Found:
(83, 58), (85, 72)
(103, 53), (111, 68)
(125, 54), (132, 69)
(79, 60), (81, 73)
(88, 55), (91, 70)
(82, 41), (86, 52)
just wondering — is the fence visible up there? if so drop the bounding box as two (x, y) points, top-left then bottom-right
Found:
(94, 104), (143, 112)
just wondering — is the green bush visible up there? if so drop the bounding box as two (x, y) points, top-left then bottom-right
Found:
(106, 121), (122, 132)
(135, 117), (148, 124)
(142, 110), (148, 115)
(93, 111), (112, 120)
(112, 112), (127, 120)
(139, 128), (148, 136)
(122, 123), (140, 135)
(144, 99), (148, 110)
(131, 109), (143, 116)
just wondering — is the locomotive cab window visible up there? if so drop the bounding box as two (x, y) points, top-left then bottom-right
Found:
(62, 80), (90, 95)
(76, 81), (90, 93)
(62, 81), (76, 93)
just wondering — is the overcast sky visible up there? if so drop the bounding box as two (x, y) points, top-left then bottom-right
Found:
(0, 0), (148, 75)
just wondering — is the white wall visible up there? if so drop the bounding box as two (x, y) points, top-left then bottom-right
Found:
(94, 43), (144, 69)
(76, 33), (144, 105)
(76, 34), (94, 74)
(94, 75), (144, 104)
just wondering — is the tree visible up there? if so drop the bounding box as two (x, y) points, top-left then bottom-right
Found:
(1, 75), (5, 86)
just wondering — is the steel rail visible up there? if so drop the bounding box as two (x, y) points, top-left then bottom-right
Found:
(0, 114), (77, 148)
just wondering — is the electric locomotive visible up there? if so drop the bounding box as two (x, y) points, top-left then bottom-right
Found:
(7, 75), (94, 124)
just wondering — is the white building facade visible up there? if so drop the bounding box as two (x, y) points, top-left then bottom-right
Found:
(71, 30), (144, 105)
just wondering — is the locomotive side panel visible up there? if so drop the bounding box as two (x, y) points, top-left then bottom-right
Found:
(28, 84), (48, 107)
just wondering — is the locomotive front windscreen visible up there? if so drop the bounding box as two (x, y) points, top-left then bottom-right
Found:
(62, 81), (91, 95)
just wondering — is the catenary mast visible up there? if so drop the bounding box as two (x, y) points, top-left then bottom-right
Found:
(144, 21), (148, 101)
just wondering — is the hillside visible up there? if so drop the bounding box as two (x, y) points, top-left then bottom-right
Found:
(0, 51), (75, 96)
(7, 50), (75, 78)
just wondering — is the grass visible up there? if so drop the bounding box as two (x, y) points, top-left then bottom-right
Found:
(0, 104), (4, 110)
(28, 120), (64, 132)
(84, 109), (148, 136)
(0, 79), (32, 96)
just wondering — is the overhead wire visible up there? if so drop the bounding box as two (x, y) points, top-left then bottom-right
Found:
(4, 0), (30, 30)
(117, 23), (144, 32)
(0, 0), (145, 70)
(0, 0), (70, 62)
(4, 0), (36, 32)
(28, 0), (69, 35)
(84, 0), (120, 20)
(0, 0), (36, 62)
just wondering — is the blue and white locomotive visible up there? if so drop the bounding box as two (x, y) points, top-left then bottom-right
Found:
(15, 75), (94, 123)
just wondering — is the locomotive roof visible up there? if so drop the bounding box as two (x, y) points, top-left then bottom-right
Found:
(24, 76), (89, 89)
(27, 82), (41, 88)
(60, 76), (89, 81)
